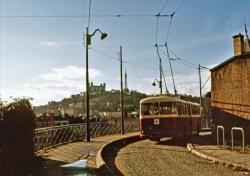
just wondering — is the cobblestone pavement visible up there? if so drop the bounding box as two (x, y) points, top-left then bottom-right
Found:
(114, 138), (247, 176)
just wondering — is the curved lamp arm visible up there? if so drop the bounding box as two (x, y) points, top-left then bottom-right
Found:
(87, 28), (108, 45)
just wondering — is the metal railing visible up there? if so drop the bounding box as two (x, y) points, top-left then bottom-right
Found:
(216, 125), (225, 147)
(231, 127), (245, 153)
(34, 120), (139, 152)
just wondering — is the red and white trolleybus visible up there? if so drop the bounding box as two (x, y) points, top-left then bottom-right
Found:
(139, 96), (201, 141)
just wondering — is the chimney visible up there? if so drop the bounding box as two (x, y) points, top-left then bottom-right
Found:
(233, 33), (245, 56)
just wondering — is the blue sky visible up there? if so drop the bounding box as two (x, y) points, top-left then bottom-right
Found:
(0, 0), (249, 105)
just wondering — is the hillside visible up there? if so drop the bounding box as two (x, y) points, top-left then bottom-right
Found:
(33, 90), (147, 117)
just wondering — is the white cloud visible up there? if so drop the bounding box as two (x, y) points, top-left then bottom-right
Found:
(40, 41), (77, 48)
(38, 65), (101, 81)
(1, 64), (212, 106)
(130, 68), (211, 97)
(1, 65), (102, 106)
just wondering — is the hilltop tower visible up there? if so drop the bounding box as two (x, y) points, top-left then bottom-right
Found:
(124, 69), (129, 93)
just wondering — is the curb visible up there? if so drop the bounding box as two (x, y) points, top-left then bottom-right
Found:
(96, 134), (140, 175)
(187, 143), (250, 171)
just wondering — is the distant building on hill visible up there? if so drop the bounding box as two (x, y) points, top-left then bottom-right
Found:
(90, 82), (106, 95)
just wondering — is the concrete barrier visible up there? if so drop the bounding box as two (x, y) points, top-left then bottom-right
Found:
(96, 134), (140, 175)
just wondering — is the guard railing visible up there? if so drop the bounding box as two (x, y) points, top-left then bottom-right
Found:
(34, 120), (139, 152)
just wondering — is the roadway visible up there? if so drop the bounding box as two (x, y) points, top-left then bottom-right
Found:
(112, 137), (243, 176)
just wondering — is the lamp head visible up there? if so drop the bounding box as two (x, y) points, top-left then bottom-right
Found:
(101, 33), (108, 40)
(152, 82), (156, 86)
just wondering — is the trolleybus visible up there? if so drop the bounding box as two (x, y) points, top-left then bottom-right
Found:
(139, 96), (201, 141)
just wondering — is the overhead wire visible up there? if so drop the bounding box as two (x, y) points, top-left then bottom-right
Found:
(173, 0), (185, 13)
(91, 44), (165, 49)
(90, 47), (156, 71)
(154, 0), (182, 95)
(88, 0), (92, 29)
(201, 76), (211, 89)
(159, 47), (197, 68)
(159, 0), (169, 14)
(155, 0), (188, 95)
(155, 15), (159, 43)
(164, 47), (198, 67)
(0, 14), (174, 18)
(165, 12), (175, 42)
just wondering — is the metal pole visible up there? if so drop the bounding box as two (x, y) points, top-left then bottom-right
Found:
(120, 46), (125, 134)
(159, 59), (163, 95)
(198, 64), (202, 114)
(85, 27), (90, 142)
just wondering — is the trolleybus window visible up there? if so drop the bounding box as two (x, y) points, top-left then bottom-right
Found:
(177, 103), (182, 115)
(154, 102), (159, 115)
(159, 102), (177, 114)
(141, 103), (154, 115)
(187, 104), (191, 115)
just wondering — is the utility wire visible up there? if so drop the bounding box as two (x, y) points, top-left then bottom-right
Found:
(155, 16), (159, 43)
(89, 48), (119, 62)
(173, 0), (185, 13)
(201, 75), (211, 89)
(0, 14), (174, 18)
(159, 0), (169, 14)
(88, 47), (188, 74)
(159, 47), (197, 71)
(124, 62), (155, 70)
(88, 0), (92, 29)
(90, 47), (156, 70)
(166, 47), (198, 67)
(165, 12), (175, 42)
(92, 44), (165, 49)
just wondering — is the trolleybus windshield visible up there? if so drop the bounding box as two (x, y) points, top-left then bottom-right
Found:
(141, 102), (177, 115)
(141, 103), (154, 115)
(159, 102), (177, 115)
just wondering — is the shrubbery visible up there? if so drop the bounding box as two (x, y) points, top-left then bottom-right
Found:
(0, 99), (35, 176)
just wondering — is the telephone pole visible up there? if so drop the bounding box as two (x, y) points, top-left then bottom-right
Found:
(85, 27), (90, 142)
(198, 64), (202, 114)
(120, 46), (125, 135)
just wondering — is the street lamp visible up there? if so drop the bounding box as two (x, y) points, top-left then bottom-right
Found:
(85, 27), (107, 142)
(152, 78), (162, 95)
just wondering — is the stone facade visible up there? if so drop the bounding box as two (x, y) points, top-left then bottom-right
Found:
(211, 33), (250, 142)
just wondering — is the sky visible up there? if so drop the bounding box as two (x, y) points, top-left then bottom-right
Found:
(0, 0), (249, 106)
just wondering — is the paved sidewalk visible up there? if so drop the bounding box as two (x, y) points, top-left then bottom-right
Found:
(37, 132), (139, 168)
(188, 132), (250, 171)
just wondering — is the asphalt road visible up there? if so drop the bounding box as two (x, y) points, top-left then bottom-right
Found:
(113, 138), (246, 176)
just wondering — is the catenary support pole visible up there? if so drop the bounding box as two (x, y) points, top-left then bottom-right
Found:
(120, 46), (125, 134)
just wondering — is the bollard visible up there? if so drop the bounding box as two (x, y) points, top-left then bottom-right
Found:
(217, 126), (225, 147)
(231, 127), (245, 153)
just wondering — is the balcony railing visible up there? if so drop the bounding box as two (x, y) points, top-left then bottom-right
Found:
(34, 120), (139, 152)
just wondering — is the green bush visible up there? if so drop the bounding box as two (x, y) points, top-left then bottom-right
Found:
(1, 99), (35, 176)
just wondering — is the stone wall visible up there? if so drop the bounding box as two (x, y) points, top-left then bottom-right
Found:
(211, 56), (250, 120)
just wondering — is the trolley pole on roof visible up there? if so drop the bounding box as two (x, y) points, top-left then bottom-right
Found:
(120, 46), (125, 135)
(155, 44), (163, 95)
